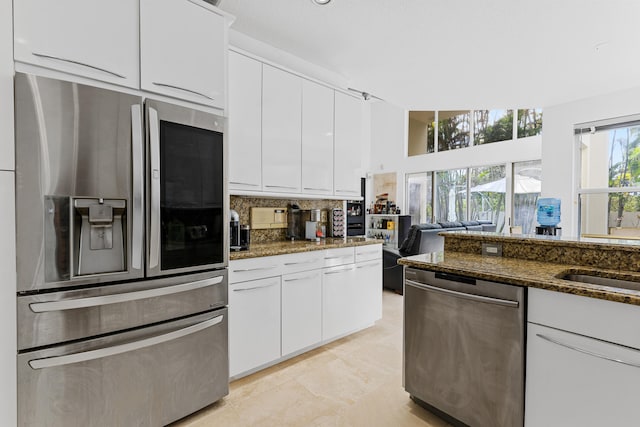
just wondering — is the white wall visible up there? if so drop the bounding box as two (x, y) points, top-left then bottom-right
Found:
(0, 0), (16, 423)
(542, 86), (640, 236)
(368, 101), (542, 215)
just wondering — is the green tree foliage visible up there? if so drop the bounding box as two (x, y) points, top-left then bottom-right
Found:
(474, 110), (513, 144)
(517, 109), (543, 138)
(608, 126), (640, 226)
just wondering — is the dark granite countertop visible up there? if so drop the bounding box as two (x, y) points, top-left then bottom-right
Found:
(229, 237), (383, 261)
(398, 251), (640, 306)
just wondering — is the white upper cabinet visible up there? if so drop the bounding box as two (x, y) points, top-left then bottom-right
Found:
(14, 0), (139, 88)
(301, 80), (334, 196)
(228, 51), (262, 191)
(140, 0), (227, 109)
(334, 92), (363, 197)
(262, 65), (302, 193)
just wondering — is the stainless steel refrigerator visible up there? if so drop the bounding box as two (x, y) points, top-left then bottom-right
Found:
(14, 72), (229, 426)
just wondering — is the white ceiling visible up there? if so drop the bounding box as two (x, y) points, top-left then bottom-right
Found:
(218, 0), (640, 110)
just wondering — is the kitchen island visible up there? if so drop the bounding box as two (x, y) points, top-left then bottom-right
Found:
(398, 231), (640, 427)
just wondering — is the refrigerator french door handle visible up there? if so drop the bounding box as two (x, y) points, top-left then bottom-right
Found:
(29, 276), (224, 313)
(131, 104), (144, 270)
(28, 314), (224, 369)
(148, 106), (161, 269)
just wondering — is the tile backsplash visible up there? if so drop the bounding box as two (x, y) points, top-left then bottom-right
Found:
(230, 196), (343, 243)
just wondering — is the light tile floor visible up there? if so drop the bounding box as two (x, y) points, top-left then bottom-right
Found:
(172, 290), (450, 427)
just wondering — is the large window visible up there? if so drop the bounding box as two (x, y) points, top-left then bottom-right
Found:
(407, 108), (542, 157)
(406, 161), (541, 233)
(513, 160), (542, 234)
(469, 165), (506, 230)
(436, 169), (467, 222)
(577, 116), (640, 238)
(406, 172), (433, 224)
(474, 110), (513, 144)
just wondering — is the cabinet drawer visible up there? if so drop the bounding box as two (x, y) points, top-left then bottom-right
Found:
(355, 244), (382, 263)
(528, 287), (640, 350)
(323, 247), (355, 267)
(229, 257), (281, 284)
(280, 251), (324, 276)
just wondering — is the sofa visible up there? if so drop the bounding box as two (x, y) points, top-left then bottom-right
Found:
(383, 220), (496, 294)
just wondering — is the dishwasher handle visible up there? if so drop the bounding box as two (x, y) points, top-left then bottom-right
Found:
(406, 279), (519, 308)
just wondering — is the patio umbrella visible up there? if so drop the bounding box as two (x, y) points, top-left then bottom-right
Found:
(468, 176), (541, 194)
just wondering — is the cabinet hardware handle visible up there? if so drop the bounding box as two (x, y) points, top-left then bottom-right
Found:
(335, 190), (358, 194)
(283, 274), (318, 282)
(284, 259), (321, 266)
(405, 279), (519, 308)
(324, 267), (355, 275)
(32, 52), (126, 78)
(536, 334), (640, 369)
(131, 105), (144, 270)
(303, 187), (331, 192)
(356, 250), (378, 256)
(28, 315), (224, 369)
(230, 181), (259, 187)
(324, 255), (351, 260)
(356, 263), (380, 269)
(233, 266), (278, 273)
(152, 82), (215, 101)
(30, 276), (224, 313)
(265, 185), (297, 190)
(233, 282), (279, 292)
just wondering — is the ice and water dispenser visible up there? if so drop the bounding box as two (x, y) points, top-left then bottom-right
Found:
(73, 197), (127, 276)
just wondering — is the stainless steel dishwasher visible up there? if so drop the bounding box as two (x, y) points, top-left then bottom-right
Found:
(404, 268), (525, 427)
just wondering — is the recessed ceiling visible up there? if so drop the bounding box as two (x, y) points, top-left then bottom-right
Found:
(218, 0), (640, 110)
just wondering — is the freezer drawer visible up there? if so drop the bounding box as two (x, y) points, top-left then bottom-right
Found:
(18, 269), (227, 350)
(18, 309), (228, 426)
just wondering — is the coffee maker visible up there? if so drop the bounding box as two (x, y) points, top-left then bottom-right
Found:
(230, 209), (241, 251)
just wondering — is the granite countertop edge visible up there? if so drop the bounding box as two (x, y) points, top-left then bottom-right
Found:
(230, 238), (384, 260)
(398, 252), (640, 306)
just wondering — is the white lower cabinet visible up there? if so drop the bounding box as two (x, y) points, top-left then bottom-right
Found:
(355, 259), (382, 327)
(322, 264), (357, 341)
(525, 288), (640, 427)
(525, 323), (640, 427)
(229, 245), (382, 378)
(229, 276), (281, 378)
(281, 270), (322, 356)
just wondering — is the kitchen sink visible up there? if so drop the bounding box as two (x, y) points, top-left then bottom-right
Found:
(559, 272), (640, 292)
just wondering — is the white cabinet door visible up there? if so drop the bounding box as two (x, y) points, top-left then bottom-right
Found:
(228, 51), (262, 191)
(334, 92), (363, 198)
(301, 80), (334, 196)
(355, 259), (382, 326)
(525, 323), (640, 427)
(282, 270), (322, 356)
(140, 0), (226, 109)
(322, 264), (357, 341)
(14, 0), (139, 88)
(262, 65), (302, 193)
(229, 277), (281, 377)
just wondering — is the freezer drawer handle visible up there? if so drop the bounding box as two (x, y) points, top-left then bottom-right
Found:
(152, 82), (215, 101)
(28, 315), (224, 370)
(405, 279), (519, 308)
(32, 52), (126, 79)
(29, 276), (224, 313)
(536, 333), (640, 369)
